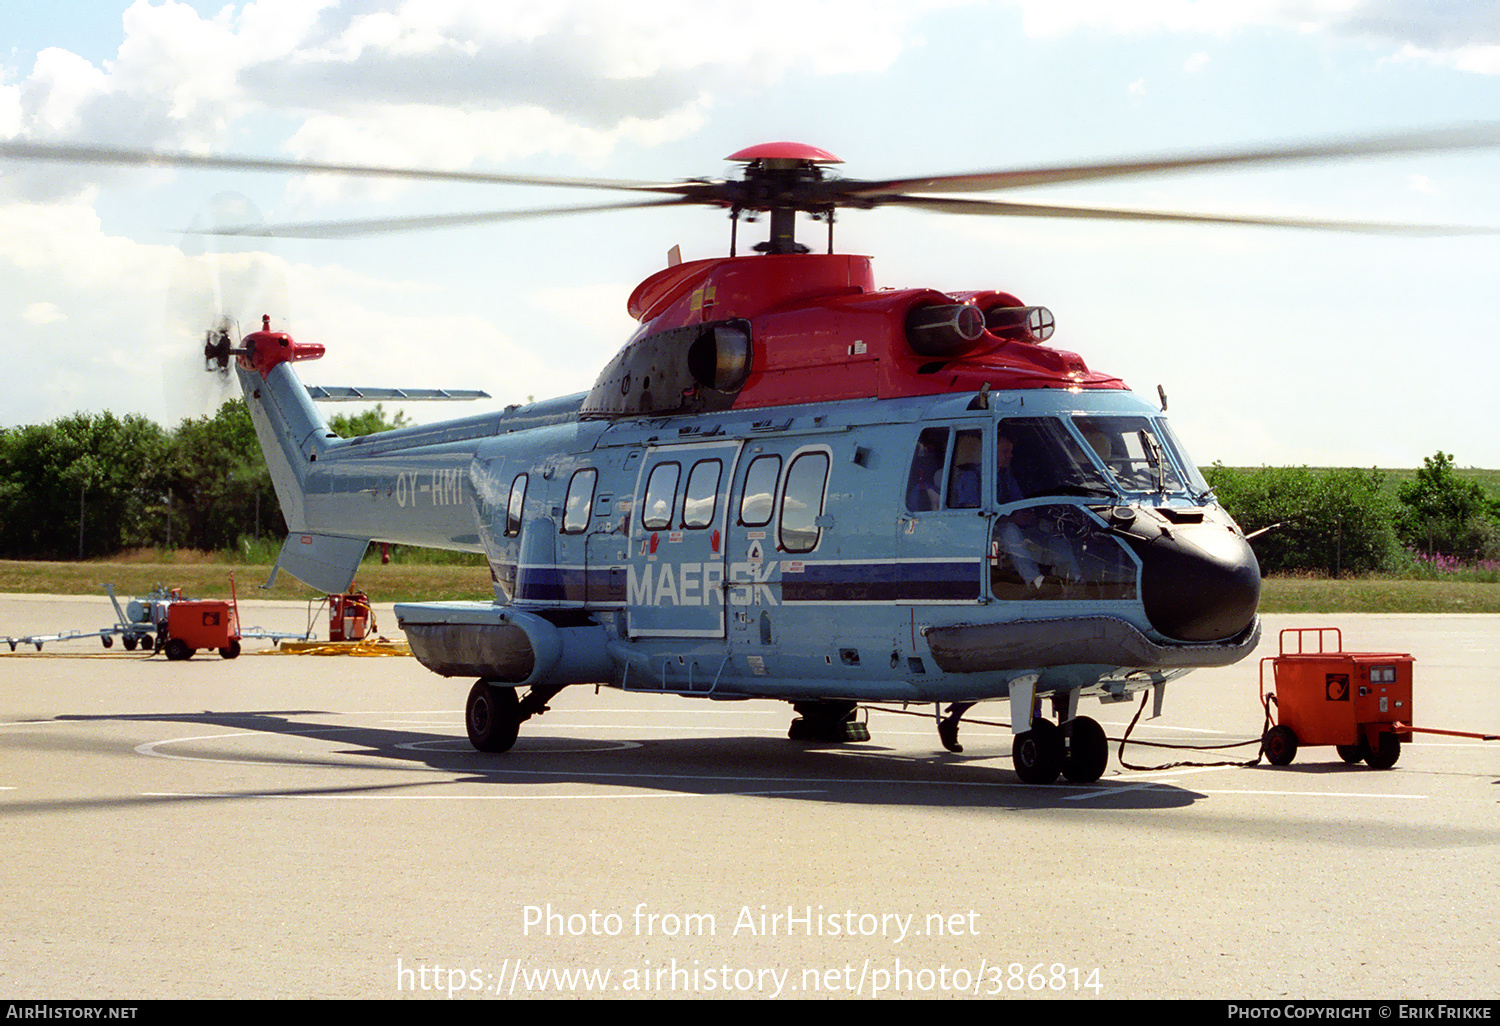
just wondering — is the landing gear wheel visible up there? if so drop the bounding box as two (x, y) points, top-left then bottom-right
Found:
(1012, 718), (1063, 784)
(219, 640), (241, 660)
(164, 638), (192, 662)
(1364, 731), (1401, 769)
(1062, 716), (1108, 783)
(1336, 741), (1368, 764)
(1263, 725), (1298, 766)
(466, 680), (520, 753)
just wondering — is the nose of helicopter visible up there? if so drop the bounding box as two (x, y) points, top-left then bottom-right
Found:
(1129, 516), (1261, 643)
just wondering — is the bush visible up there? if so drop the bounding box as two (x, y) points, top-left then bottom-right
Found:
(1206, 464), (1400, 576)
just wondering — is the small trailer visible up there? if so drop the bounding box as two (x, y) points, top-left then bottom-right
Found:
(1260, 627), (1497, 769)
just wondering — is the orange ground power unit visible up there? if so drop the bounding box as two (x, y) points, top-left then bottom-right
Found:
(1261, 627), (1411, 769)
(164, 600), (240, 661)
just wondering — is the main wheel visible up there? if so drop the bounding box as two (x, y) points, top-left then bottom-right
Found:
(466, 680), (520, 753)
(1062, 716), (1109, 783)
(1364, 731), (1401, 769)
(1263, 724), (1298, 766)
(1012, 718), (1063, 784)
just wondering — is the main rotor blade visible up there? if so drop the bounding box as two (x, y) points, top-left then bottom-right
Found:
(844, 123), (1500, 196)
(189, 197), (690, 239)
(0, 139), (715, 196)
(883, 194), (1500, 235)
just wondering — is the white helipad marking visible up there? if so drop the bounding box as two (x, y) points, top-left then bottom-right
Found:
(135, 728), (356, 765)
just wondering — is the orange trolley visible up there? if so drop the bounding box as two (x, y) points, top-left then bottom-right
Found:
(161, 592), (242, 661)
(1260, 628), (1412, 769)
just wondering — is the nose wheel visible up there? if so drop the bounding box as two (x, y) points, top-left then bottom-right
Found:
(1012, 718), (1062, 784)
(1062, 716), (1109, 783)
(1012, 715), (1108, 784)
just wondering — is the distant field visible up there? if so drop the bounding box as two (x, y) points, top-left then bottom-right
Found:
(2, 560), (1495, 613)
(0, 559), (494, 604)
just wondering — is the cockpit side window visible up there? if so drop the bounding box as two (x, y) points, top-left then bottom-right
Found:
(997, 418), (1113, 503)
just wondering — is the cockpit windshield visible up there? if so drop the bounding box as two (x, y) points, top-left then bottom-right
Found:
(1073, 415), (1204, 498)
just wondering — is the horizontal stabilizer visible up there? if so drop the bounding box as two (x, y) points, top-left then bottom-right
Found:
(306, 386), (490, 402)
(273, 533), (370, 594)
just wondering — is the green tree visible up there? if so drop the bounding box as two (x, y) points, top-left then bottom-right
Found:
(164, 400), (278, 551)
(0, 412), (170, 558)
(329, 403), (410, 438)
(1397, 452), (1498, 559)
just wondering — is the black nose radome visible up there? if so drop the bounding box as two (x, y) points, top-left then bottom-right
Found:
(1129, 518), (1261, 643)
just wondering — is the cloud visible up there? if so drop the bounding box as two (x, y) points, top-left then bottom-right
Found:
(3, 0), (952, 203)
(1005, 0), (1500, 72)
(23, 301), (65, 324)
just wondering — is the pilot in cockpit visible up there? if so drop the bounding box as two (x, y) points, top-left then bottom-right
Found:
(994, 428), (1082, 591)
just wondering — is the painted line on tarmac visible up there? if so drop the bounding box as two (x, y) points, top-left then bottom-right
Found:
(142, 789), (827, 800)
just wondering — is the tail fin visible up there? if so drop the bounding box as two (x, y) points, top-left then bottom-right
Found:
(232, 320), (371, 592)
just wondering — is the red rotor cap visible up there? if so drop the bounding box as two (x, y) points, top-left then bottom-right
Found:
(725, 142), (842, 164)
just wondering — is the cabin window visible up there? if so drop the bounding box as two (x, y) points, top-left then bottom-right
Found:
(946, 429), (984, 509)
(562, 468), (597, 534)
(505, 474), (528, 537)
(906, 427), (949, 511)
(739, 454), (781, 527)
(683, 459), (722, 529)
(780, 451), (829, 554)
(641, 462), (680, 531)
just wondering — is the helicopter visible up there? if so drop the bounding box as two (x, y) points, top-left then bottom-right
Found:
(6, 128), (1498, 784)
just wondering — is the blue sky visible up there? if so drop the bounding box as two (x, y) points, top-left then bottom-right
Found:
(3, 0), (1499, 468)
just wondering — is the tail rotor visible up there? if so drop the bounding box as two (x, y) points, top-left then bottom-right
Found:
(166, 192), (290, 419)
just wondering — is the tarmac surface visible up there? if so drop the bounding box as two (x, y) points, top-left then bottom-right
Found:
(1, 593), (1497, 1000)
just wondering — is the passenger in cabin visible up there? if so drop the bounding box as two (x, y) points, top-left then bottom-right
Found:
(947, 431), (983, 509)
(905, 429), (947, 512)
